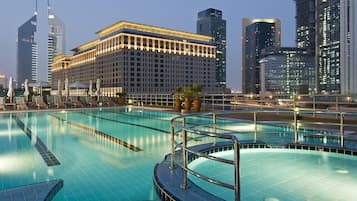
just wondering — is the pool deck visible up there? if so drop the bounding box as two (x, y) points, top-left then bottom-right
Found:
(0, 179), (63, 201)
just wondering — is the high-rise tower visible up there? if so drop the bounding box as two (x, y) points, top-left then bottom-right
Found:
(316, 0), (355, 94)
(197, 8), (227, 88)
(242, 18), (281, 94)
(47, 0), (65, 84)
(17, 0), (38, 84)
(295, 0), (316, 54)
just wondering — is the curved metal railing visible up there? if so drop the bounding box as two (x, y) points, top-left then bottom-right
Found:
(169, 110), (357, 201)
(170, 113), (241, 201)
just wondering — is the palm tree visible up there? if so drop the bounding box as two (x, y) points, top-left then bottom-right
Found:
(174, 87), (183, 112)
(183, 87), (193, 112)
(192, 84), (203, 112)
(116, 92), (127, 106)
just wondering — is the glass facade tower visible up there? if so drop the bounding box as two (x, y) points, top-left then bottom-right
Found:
(316, 0), (355, 94)
(242, 19), (281, 94)
(260, 48), (315, 95)
(48, 0), (65, 84)
(197, 8), (227, 87)
(17, 14), (38, 84)
(295, 0), (316, 54)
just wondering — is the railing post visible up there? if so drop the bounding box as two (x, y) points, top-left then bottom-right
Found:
(170, 120), (175, 170)
(213, 113), (217, 146)
(212, 95), (214, 110)
(340, 112), (344, 147)
(253, 112), (257, 143)
(312, 95), (316, 117)
(233, 140), (241, 201)
(294, 111), (298, 143)
(181, 118), (188, 189)
(222, 94), (225, 111)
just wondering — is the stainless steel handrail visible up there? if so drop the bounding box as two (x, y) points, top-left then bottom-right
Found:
(170, 110), (357, 201)
(171, 113), (241, 201)
(175, 162), (235, 190)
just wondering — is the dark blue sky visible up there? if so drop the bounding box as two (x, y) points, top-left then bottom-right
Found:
(0, 0), (297, 91)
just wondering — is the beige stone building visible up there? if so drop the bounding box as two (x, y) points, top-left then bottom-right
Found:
(52, 21), (219, 96)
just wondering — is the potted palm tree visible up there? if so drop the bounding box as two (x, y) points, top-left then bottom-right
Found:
(183, 87), (193, 113)
(116, 92), (126, 106)
(174, 87), (183, 112)
(192, 84), (203, 112)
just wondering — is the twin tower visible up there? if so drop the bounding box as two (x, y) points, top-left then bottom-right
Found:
(17, 0), (65, 85)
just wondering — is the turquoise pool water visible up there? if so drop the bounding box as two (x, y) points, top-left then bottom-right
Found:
(188, 149), (357, 201)
(0, 108), (355, 200)
(0, 108), (176, 201)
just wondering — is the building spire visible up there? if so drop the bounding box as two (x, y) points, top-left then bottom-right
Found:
(34, 0), (38, 15)
(48, 0), (55, 18)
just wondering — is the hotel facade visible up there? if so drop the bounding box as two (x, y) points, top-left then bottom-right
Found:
(52, 21), (218, 96)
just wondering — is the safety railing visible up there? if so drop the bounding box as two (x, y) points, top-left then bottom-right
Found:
(171, 113), (241, 201)
(169, 110), (357, 201)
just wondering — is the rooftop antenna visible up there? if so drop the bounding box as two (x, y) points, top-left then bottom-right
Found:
(48, 0), (54, 18)
(34, 0), (38, 15)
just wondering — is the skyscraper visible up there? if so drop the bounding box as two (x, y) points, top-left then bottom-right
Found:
(316, 0), (356, 94)
(242, 18), (281, 94)
(17, 1), (38, 85)
(260, 48), (315, 95)
(47, 0), (65, 84)
(295, 0), (316, 54)
(197, 8), (227, 88)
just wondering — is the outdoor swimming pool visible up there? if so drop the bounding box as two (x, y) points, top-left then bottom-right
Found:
(0, 108), (356, 200)
(0, 108), (176, 200)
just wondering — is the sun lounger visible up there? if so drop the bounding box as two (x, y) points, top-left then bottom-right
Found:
(33, 96), (48, 109)
(0, 97), (5, 111)
(15, 97), (28, 110)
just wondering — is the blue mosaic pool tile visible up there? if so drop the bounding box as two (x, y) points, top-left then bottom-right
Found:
(0, 179), (63, 201)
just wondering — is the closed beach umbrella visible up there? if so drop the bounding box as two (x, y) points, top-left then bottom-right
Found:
(57, 80), (61, 96)
(23, 79), (30, 101)
(95, 79), (100, 99)
(7, 77), (14, 103)
(88, 80), (93, 96)
(64, 78), (69, 99)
